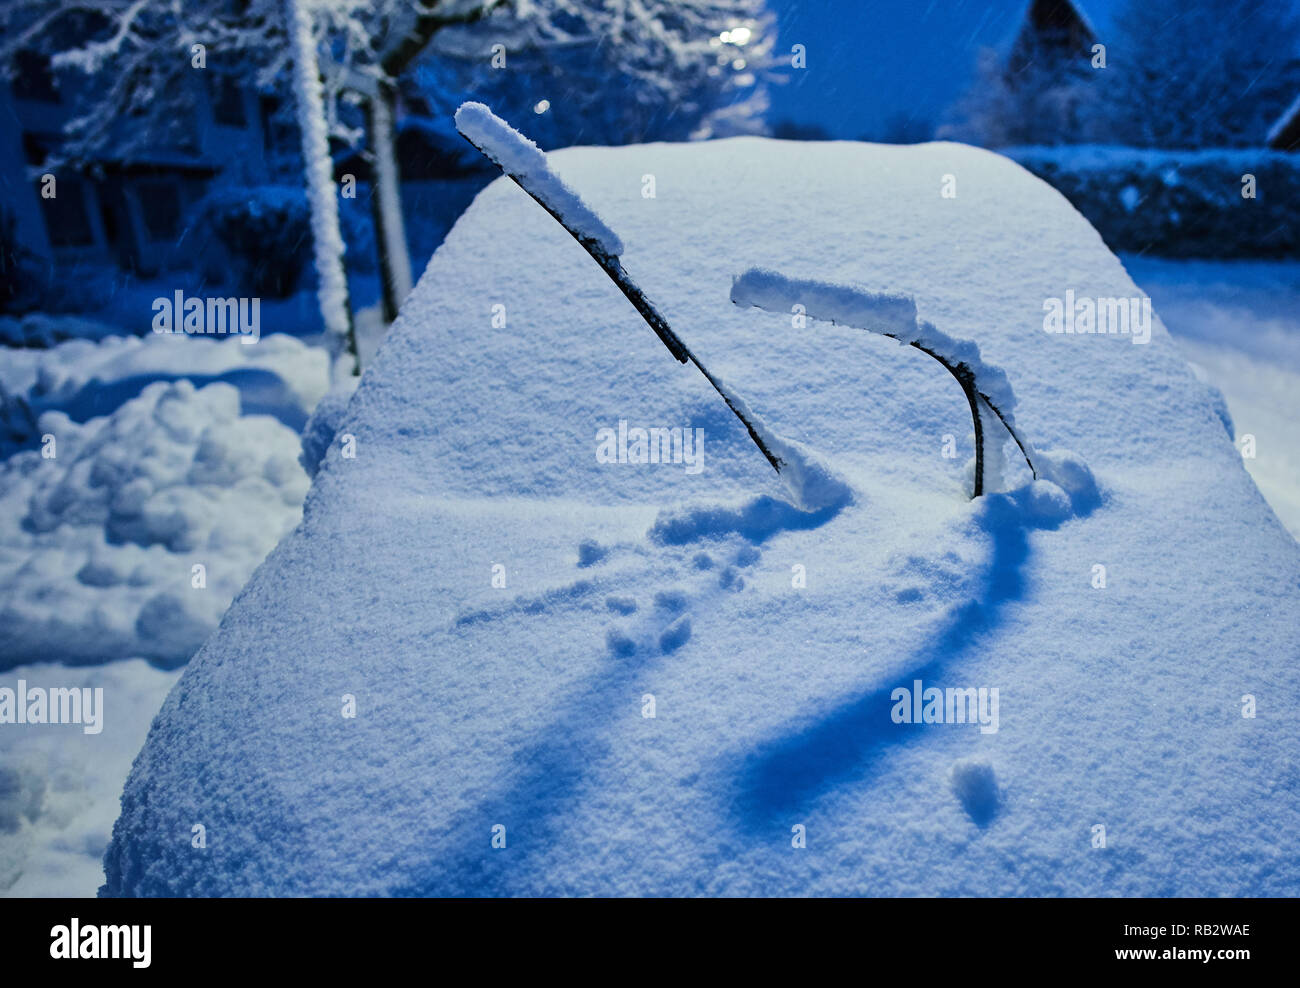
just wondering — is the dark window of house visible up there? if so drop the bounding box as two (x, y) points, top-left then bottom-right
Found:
(136, 181), (182, 241)
(260, 96), (280, 149)
(40, 177), (95, 247)
(98, 193), (121, 249)
(21, 132), (51, 166)
(12, 50), (59, 103)
(212, 75), (246, 126)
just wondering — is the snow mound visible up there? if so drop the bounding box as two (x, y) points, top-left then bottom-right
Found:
(104, 138), (1300, 897)
(1, 332), (329, 451)
(298, 378), (359, 477)
(0, 380), (308, 669)
(0, 660), (180, 896)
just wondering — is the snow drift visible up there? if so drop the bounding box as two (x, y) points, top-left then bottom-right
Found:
(0, 379), (311, 668)
(102, 137), (1300, 896)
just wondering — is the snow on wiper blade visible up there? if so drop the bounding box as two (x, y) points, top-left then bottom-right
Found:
(454, 101), (624, 257)
(454, 101), (821, 497)
(731, 268), (1042, 498)
(455, 101), (689, 365)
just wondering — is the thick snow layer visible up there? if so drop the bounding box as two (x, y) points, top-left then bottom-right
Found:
(1, 333), (329, 448)
(455, 102), (625, 256)
(0, 380), (310, 669)
(1, 661), (180, 897)
(104, 139), (1300, 896)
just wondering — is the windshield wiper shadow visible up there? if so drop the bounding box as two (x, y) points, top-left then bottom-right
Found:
(730, 491), (1047, 830)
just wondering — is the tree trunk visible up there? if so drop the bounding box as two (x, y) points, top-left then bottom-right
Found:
(359, 1), (497, 320)
(285, 0), (358, 374)
(365, 83), (413, 324)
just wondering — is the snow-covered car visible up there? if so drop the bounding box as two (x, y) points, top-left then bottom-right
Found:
(102, 130), (1300, 896)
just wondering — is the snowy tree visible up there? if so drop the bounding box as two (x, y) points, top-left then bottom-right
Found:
(286, 0), (356, 370)
(943, 0), (1300, 149)
(311, 0), (502, 324)
(1095, 0), (1300, 148)
(2, 0), (776, 329)
(0, 0), (494, 335)
(417, 1), (774, 151)
(0, 0), (363, 364)
(940, 44), (1102, 147)
(340, 0), (774, 321)
(0, 2), (273, 161)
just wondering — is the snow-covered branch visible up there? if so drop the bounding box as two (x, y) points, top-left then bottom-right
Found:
(285, 0), (357, 366)
(48, 0), (150, 74)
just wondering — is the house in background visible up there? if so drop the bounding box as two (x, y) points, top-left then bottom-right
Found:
(939, 0), (1102, 146)
(1005, 0), (1097, 76)
(332, 82), (493, 267)
(0, 13), (275, 279)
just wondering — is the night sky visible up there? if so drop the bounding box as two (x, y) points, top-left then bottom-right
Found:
(765, 0), (1123, 139)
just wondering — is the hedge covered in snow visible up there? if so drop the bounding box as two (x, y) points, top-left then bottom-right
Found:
(1009, 146), (1300, 258)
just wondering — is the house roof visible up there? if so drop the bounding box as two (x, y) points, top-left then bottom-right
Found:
(998, 0), (1105, 56)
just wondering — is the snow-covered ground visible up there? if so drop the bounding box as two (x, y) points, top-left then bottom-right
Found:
(0, 378), (312, 668)
(1, 330), (330, 444)
(1121, 256), (1300, 539)
(0, 331), (330, 895)
(0, 661), (179, 897)
(97, 138), (1300, 896)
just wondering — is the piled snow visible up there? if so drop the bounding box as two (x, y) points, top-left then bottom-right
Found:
(0, 330), (327, 895)
(1, 661), (180, 897)
(103, 139), (1300, 896)
(0, 332), (330, 449)
(455, 102), (625, 256)
(0, 380), (309, 668)
(299, 377), (359, 477)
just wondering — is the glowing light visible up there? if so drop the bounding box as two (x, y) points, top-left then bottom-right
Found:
(534, 99), (550, 113)
(728, 26), (752, 45)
